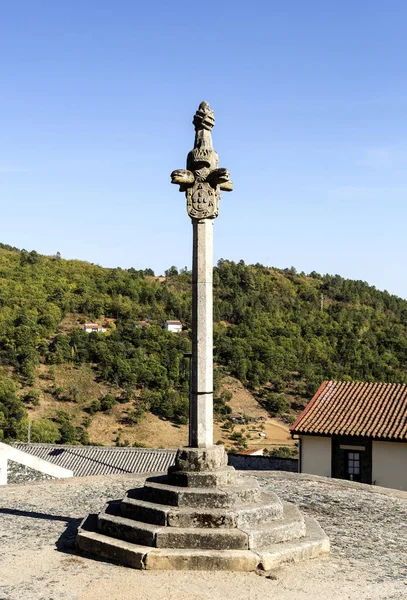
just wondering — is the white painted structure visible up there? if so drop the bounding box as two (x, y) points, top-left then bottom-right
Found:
(299, 436), (332, 478)
(299, 436), (407, 491)
(372, 441), (407, 490)
(292, 381), (407, 491)
(84, 323), (107, 333)
(0, 442), (73, 485)
(163, 320), (183, 333)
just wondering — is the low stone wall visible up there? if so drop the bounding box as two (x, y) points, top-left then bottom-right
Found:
(5, 452), (299, 485)
(6, 460), (54, 485)
(228, 454), (298, 472)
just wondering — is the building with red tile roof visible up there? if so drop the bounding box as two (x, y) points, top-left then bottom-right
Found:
(234, 448), (264, 456)
(163, 320), (183, 332)
(83, 323), (107, 333)
(290, 381), (407, 491)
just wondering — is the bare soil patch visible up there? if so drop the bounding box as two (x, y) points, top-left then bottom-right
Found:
(24, 367), (293, 451)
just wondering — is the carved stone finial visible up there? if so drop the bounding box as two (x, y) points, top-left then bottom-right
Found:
(193, 101), (215, 132)
(171, 101), (232, 220)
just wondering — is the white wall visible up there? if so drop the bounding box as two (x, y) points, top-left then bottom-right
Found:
(0, 442), (73, 484)
(372, 441), (407, 491)
(301, 436), (332, 477)
(166, 324), (182, 333)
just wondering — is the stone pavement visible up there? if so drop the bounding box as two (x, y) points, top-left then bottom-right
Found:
(0, 471), (406, 600)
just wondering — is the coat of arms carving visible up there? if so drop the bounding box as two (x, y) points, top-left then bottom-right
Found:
(171, 101), (232, 221)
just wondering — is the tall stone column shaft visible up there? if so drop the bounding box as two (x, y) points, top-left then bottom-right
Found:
(171, 101), (232, 456)
(190, 219), (214, 447)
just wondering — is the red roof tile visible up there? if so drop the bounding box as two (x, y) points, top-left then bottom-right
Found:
(234, 448), (264, 455)
(290, 381), (407, 441)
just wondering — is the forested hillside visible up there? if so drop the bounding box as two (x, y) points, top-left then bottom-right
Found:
(1, 242), (407, 445)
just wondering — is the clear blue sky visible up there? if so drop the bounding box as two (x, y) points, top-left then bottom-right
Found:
(1, 1), (407, 298)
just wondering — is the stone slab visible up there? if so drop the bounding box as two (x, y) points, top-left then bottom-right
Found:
(145, 548), (259, 571)
(155, 527), (248, 550)
(234, 492), (284, 527)
(121, 496), (169, 525)
(168, 466), (236, 488)
(242, 503), (306, 549)
(77, 515), (146, 569)
(120, 493), (282, 529)
(167, 506), (238, 528)
(98, 511), (160, 546)
(173, 446), (227, 472)
(142, 479), (261, 508)
(257, 515), (330, 570)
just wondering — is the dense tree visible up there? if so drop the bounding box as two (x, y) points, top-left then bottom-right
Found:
(30, 418), (61, 443)
(0, 245), (407, 441)
(0, 376), (26, 440)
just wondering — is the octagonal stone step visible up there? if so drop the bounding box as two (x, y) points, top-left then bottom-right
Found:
(98, 510), (249, 550)
(168, 466), (236, 488)
(142, 476), (261, 508)
(98, 511), (159, 546)
(121, 495), (236, 528)
(242, 503), (306, 549)
(77, 513), (329, 571)
(144, 548), (259, 571)
(234, 492), (283, 528)
(257, 516), (330, 570)
(121, 496), (169, 526)
(120, 491), (283, 529)
(77, 514), (146, 569)
(156, 526), (248, 550)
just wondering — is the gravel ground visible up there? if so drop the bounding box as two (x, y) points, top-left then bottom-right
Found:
(0, 471), (406, 600)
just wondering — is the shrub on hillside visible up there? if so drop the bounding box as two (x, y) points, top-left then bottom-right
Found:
(100, 393), (117, 413)
(30, 418), (61, 443)
(87, 399), (101, 415)
(0, 377), (27, 441)
(22, 389), (40, 406)
(268, 446), (298, 459)
(260, 392), (290, 417)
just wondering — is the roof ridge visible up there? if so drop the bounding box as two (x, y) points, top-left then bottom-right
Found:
(290, 380), (407, 440)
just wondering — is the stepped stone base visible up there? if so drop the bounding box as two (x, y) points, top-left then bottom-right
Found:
(76, 446), (329, 571)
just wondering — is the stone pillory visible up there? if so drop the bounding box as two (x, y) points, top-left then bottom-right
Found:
(171, 100), (232, 448)
(76, 102), (330, 571)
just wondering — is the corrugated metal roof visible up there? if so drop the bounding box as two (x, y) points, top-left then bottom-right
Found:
(11, 444), (176, 477)
(290, 381), (407, 440)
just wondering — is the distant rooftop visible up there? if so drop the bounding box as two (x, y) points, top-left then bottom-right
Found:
(11, 444), (176, 478)
(234, 448), (264, 455)
(291, 381), (407, 440)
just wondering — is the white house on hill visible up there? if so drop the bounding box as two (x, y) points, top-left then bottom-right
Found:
(84, 323), (107, 333)
(291, 380), (407, 491)
(163, 320), (183, 333)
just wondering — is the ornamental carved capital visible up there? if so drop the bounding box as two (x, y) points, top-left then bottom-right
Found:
(171, 101), (232, 220)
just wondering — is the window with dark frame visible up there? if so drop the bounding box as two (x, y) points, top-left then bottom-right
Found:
(347, 451), (360, 478)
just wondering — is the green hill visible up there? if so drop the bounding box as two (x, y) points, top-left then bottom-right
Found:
(0, 242), (406, 446)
